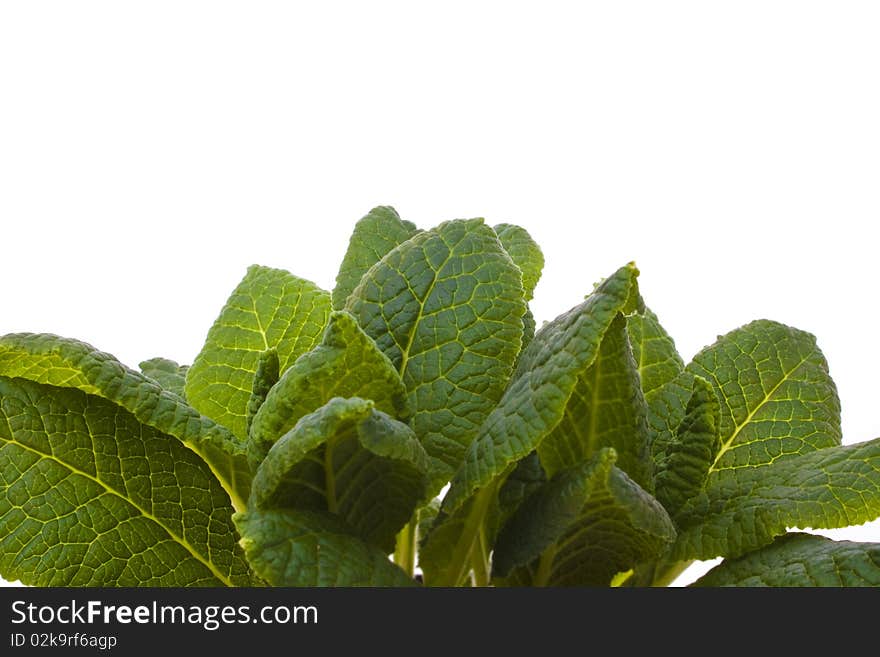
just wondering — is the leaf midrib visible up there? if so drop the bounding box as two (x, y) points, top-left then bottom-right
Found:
(3, 435), (234, 586)
(706, 349), (814, 474)
(397, 245), (454, 381)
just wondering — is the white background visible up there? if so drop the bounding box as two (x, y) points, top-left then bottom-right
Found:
(2, 2), (878, 586)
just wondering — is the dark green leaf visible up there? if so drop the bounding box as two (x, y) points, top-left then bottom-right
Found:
(234, 508), (415, 586)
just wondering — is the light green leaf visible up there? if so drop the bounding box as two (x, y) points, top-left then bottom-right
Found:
(654, 376), (721, 517)
(493, 223), (544, 302)
(248, 311), (410, 466)
(234, 508), (415, 586)
(537, 313), (652, 489)
(671, 436), (880, 560)
(139, 357), (189, 399)
(332, 206), (420, 310)
(186, 265), (331, 441)
(251, 397), (428, 552)
(0, 333), (250, 509)
(345, 218), (526, 490)
(245, 348), (279, 438)
(0, 376), (253, 586)
(493, 448), (675, 586)
(693, 533), (880, 587)
(422, 264), (638, 585)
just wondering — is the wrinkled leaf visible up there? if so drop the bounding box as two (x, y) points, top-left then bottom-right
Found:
(693, 533), (880, 587)
(493, 448), (675, 586)
(0, 333), (250, 507)
(235, 508), (415, 586)
(186, 265), (331, 440)
(346, 218), (525, 490)
(332, 206), (420, 310)
(139, 357), (189, 399)
(251, 397), (428, 552)
(0, 376), (253, 586)
(248, 311), (409, 466)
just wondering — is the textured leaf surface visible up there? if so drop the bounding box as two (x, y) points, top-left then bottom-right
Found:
(245, 348), (279, 438)
(537, 314), (652, 489)
(251, 397), (428, 552)
(489, 452), (547, 539)
(186, 265), (331, 440)
(422, 265), (638, 585)
(0, 333), (250, 507)
(626, 308), (691, 463)
(345, 218), (526, 489)
(139, 358), (189, 399)
(627, 307), (684, 398)
(332, 206), (419, 310)
(666, 320), (850, 559)
(493, 223), (544, 302)
(689, 320), (841, 476)
(671, 436), (880, 560)
(654, 376), (721, 517)
(0, 376), (252, 586)
(443, 263), (638, 514)
(248, 312), (409, 465)
(493, 449), (675, 586)
(235, 509), (415, 586)
(693, 533), (880, 587)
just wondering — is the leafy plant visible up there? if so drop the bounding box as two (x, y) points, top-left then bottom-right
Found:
(2, 206), (879, 587)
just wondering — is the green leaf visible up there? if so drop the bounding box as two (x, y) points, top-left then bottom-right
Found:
(493, 448), (675, 586)
(234, 508), (415, 586)
(627, 307), (684, 398)
(442, 263), (639, 514)
(245, 348), (279, 438)
(693, 533), (880, 587)
(520, 308), (536, 354)
(489, 451), (547, 539)
(0, 333), (250, 509)
(251, 397), (429, 552)
(665, 320), (864, 560)
(332, 206), (420, 310)
(493, 223), (544, 302)
(626, 307), (692, 464)
(0, 376), (253, 586)
(248, 311), (410, 466)
(186, 265), (331, 441)
(537, 313), (652, 489)
(671, 436), (880, 560)
(654, 376), (721, 517)
(689, 320), (841, 474)
(139, 357), (189, 399)
(345, 218), (526, 490)
(422, 264), (638, 585)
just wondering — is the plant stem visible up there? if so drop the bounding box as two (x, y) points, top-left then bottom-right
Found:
(470, 523), (491, 586)
(650, 559), (694, 587)
(431, 481), (498, 587)
(394, 511), (418, 578)
(533, 544), (558, 587)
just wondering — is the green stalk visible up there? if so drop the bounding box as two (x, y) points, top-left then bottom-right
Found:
(533, 543), (558, 587)
(430, 482), (498, 587)
(470, 523), (491, 586)
(650, 559), (694, 587)
(394, 511), (419, 578)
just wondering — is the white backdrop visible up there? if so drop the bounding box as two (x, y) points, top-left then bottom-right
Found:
(2, 1), (878, 586)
